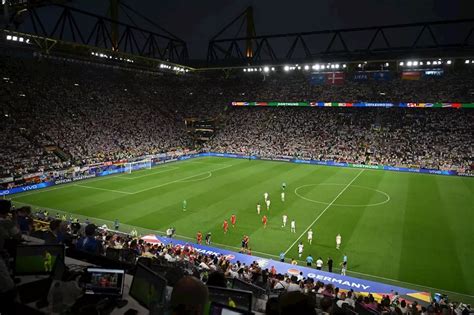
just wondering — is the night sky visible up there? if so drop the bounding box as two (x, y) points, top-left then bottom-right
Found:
(32, 0), (474, 59)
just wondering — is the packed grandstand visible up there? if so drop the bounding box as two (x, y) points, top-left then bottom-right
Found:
(1, 53), (473, 182)
(1, 22), (474, 313)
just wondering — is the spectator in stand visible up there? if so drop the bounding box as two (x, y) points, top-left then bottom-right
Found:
(0, 200), (21, 250)
(76, 224), (103, 255)
(170, 276), (209, 315)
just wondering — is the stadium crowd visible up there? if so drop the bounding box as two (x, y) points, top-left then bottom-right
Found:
(0, 200), (471, 315)
(1, 54), (473, 179)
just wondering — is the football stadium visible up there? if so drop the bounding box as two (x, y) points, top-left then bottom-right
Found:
(0, 1), (473, 314)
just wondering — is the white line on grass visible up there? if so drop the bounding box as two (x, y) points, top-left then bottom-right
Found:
(131, 164), (234, 194)
(284, 169), (365, 255)
(73, 184), (133, 194)
(118, 166), (179, 180)
(10, 184), (71, 199)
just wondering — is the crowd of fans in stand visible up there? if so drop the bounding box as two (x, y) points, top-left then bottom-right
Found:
(205, 107), (473, 172)
(0, 200), (471, 315)
(1, 53), (473, 178)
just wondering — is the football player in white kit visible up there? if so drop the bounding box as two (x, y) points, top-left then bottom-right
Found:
(298, 242), (304, 258)
(290, 220), (296, 233)
(257, 203), (261, 215)
(282, 214), (288, 227)
(281, 192), (285, 202)
(264, 192), (269, 201)
(307, 229), (313, 244)
(336, 233), (342, 249)
(265, 199), (271, 210)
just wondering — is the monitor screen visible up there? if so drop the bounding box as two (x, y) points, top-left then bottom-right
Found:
(208, 286), (253, 312)
(14, 244), (65, 275)
(84, 268), (125, 297)
(208, 302), (253, 315)
(129, 263), (167, 313)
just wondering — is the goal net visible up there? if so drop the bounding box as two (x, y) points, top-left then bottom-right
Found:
(124, 159), (152, 174)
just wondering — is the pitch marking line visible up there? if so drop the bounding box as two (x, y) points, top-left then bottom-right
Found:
(284, 169), (365, 255)
(10, 184), (71, 199)
(130, 164), (233, 194)
(294, 183), (391, 207)
(177, 171), (212, 183)
(118, 166), (179, 179)
(73, 184), (133, 194)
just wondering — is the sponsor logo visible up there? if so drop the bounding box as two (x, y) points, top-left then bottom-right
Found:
(224, 254), (235, 260)
(312, 275), (370, 290)
(73, 174), (96, 181)
(0, 190), (10, 196)
(22, 185), (38, 191)
(55, 178), (72, 185)
(351, 164), (379, 169)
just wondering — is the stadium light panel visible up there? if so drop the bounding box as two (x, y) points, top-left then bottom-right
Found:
(6, 35), (12, 40)
(399, 62), (404, 66)
(263, 66), (270, 72)
(297, 66), (301, 70)
(358, 64), (362, 68)
(427, 61), (431, 65)
(312, 65), (317, 70)
(413, 61), (418, 66)
(18, 37), (24, 42)
(407, 61), (413, 67)
(284, 65), (290, 71)
(385, 62), (389, 67)
(447, 60), (452, 65)
(321, 65), (325, 69)
(419, 62), (423, 65)
(12, 36), (18, 41)
(335, 64), (340, 69)
(243, 69), (247, 72)
(465, 60), (470, 64)
(342, 64), (346, 68)
(271, 67), (275, 71)
(304, 65), (309, 70)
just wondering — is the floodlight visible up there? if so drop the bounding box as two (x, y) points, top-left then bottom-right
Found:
(399, 62), (404, 66)
(284, 65), (290, 71)
(263, 66), (270, 72)
(465, 60), (470, 64)
(407, 61), (413, 66)
(304, 65), (309, 70)
(342, 64), (347, 68)
(446, 60), (452, 65)
(6, 35), (12, 40)
(413, 61), (418, 66)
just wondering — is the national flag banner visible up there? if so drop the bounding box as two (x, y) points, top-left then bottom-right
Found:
(326, 72), (345, 85)
(353, 73), (369, 81)
(324, 102), (332, 107)
(372, 71), (392, 81)
(401, 71), (421, 80)
(309, 73), (326, 85)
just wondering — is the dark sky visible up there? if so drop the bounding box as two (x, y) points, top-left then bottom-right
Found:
(45, 0), (474, 58)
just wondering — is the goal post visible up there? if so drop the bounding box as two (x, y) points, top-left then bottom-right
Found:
(124, 159), (152, 174)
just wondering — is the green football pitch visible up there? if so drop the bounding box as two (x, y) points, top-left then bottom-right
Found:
(10, 157), (474, 299)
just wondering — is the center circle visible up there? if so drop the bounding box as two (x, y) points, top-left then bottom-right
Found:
(294, 183), (390, 207)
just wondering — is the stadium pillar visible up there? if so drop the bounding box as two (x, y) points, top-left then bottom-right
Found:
(109, 0), (119, 51)
(245, 6), (256, 59)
